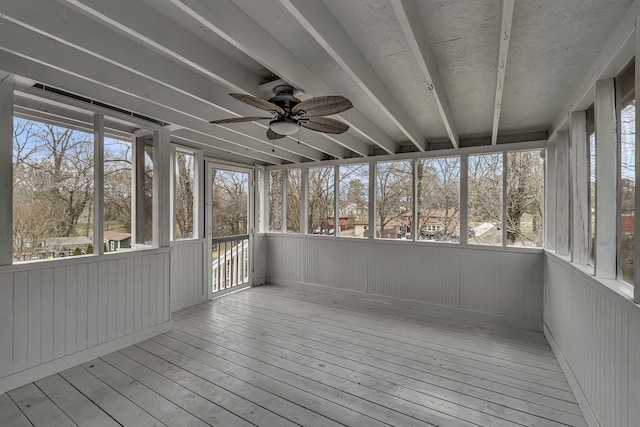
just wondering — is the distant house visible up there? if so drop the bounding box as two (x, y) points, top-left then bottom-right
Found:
(43, 236), (92, 258)
(104, 231), (132, 252)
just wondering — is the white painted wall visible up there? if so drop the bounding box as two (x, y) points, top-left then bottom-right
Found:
(170, 239), (207, 311)
(266, 234), (544, 328)
(254, 234), (267, 285)
(545, 253), (640, 427)
(0, 249), (171, 394)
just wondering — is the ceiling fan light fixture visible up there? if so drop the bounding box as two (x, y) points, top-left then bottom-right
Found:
(269, 118), (299, 135)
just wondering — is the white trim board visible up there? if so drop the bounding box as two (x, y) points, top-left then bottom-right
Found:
(0, 321), (172, 395)
(544, 323), (599, 427)
(266, 279), (543, 332)
(171, 295), (208, 313)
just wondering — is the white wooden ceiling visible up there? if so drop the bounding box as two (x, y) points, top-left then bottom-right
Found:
(0, 0), (633, 165)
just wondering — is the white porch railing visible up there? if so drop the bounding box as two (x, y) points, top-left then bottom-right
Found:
(212, 235), (249, 293)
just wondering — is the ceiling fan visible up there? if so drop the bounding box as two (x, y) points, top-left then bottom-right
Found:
(209, 84), (353, 140)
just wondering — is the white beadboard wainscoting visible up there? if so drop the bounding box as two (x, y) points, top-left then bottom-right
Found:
(545, 253), (640, 427)
(0, 248), (172, 394)
(170, 239), (207, 311)
(266, 234), (544, 329)
(254, 234), (267, 285)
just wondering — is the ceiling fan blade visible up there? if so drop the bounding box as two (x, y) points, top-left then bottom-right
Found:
(291, 96), (353, 117)
(299, 117), (349, 134)
(209, 116), (273, 124)
(266, 128), (286, 140)
(230, 93), (285, 116)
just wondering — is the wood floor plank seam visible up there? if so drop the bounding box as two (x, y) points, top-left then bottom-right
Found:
(251, 286), (549, 343)
(201, 296), (559, 367)
(212, 295), (558, 363)
(172, 308), (573, 394)
(171, 313), (584, 424)
(150, 334), (437, 427)
(169, 320), (568, 425)
(180, 302), (566, 380)
(248, 287), (551, 350)
(0, 285), (587, 427)
(171, 311), (579, 406)
(134, 340), (371, 427)
(98, 352), (253, 427)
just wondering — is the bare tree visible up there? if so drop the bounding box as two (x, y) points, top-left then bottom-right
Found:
(308, 167), (334, 234)
(175, 152), (194, 238)
(376, 161), (412, 236)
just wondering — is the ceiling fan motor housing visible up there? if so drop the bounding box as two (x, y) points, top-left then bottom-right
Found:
(269, 84), (301, 112)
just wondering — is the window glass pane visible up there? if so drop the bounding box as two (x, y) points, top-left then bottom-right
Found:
(338, 164), (369, 238)
(286, 169), (301, 233)
(621, 100), (635, 284)
(13, 117), (94, 261)
(174, 151), (195, 239)
(308, 166), (334, 235)
(269, 170), (282, 232)
(256, 169), (262, 233)
(376, 160), (412, 239)
(104, 136), (132, 252)
(417, 157), (460, 242)
(506, 151), (544, 247)
(211, 169), (248, 237)
(468, 154), (503, 246)
(140, 143), (154, 244)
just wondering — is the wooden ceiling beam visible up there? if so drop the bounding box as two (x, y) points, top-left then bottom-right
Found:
(391, 0), (459, 149)
(278, 0), (426, 151)
(172, 0), (397, 155)
(549, 0), (640, 141)
(5, 0), (334, 161)
(0, 47), (289, 165)
(491, 0), (515, 145)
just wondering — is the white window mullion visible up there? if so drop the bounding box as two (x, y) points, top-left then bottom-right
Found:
(502, 151), (507, 246)
(545, 141), (557, 251)
(301, 167), (309, 235)
(369, 161), (376, 239)
(459, 154), (469, 245)
(282, 169), (287, 233)
(570, 111), (589, 265)
(595, 79), (617, 278)
(93, 114), (105, 255)
(555, 130), (570, 256)
(0, 78), (13, 265)
(634, 22), (640, 302)
(169, 146), (176, 242)
(195, 150), (204, 239)
(334, 165), (339, 237)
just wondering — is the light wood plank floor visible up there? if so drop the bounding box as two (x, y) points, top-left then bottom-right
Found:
(0, 285), (586, 427)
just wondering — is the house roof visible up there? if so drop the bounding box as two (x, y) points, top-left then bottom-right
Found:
(103, 231), (132, 242)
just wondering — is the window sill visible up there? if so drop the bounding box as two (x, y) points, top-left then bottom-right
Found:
(0, 246), (170, 274)
(545, 250), (638, 312)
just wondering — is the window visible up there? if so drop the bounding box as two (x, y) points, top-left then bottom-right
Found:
(104, 136), (132, 251)
(269, 170), (282, 232)
(174, 150), (195, 239)
(256, 168), (262, 233)
(506, 150), (544, 247)
(286, 169), (301, 233)
(13, 117), (94, 261)
(468, 154), (503, 246)
(211, 168), (248, 237)
(132, 137), (154, 245)
(586, 105), (596, 263)
(417, 157), (460, 242)
(618, 61), (635, 285)
(376, 160), (412, 239)
(308, 166), (334, 235)
(338, 164), (369, 238)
